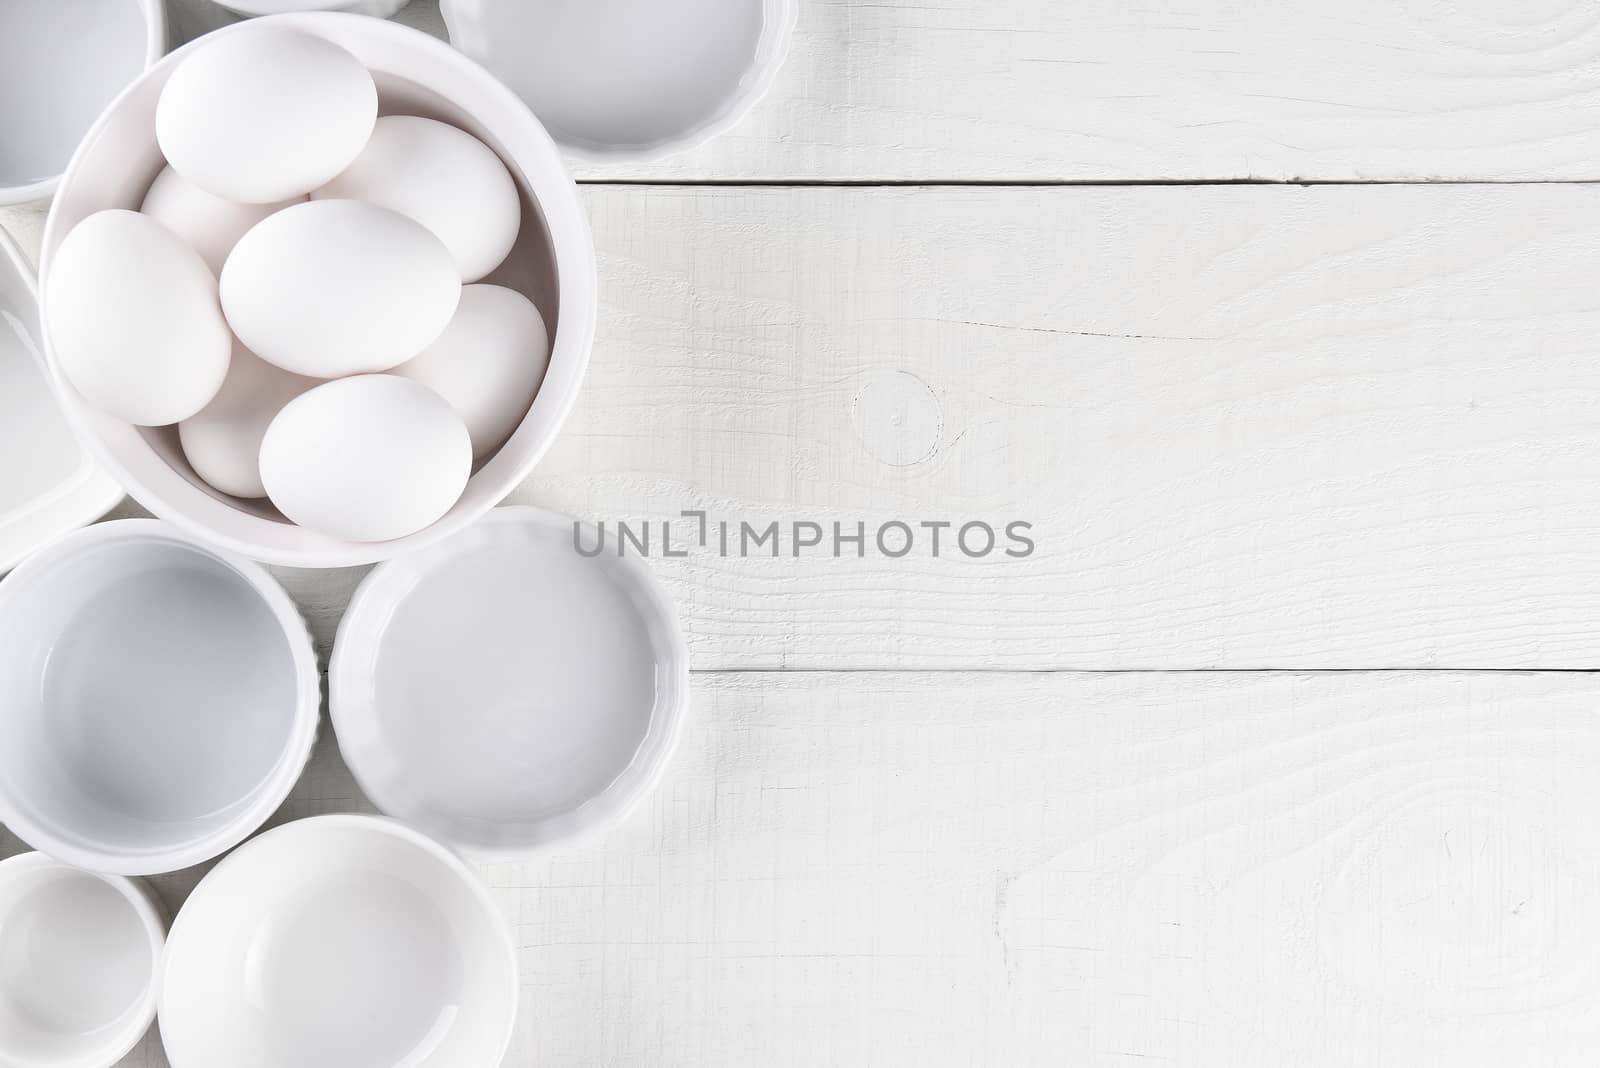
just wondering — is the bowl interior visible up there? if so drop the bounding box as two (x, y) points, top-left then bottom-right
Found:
(160, 817), (515, 1068)
(442, 0), (791, 157)
(0, 856), (158, 1063)
(0, 0), (158, 202)
(0, 531), (301, 865)
(43, 14), (592, 566)
(333, 507), (688, 853)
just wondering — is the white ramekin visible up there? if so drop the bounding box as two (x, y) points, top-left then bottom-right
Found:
(0, 851), (168, 1068)
(0, 519), (319, 875)
(0, 0), (166, 207)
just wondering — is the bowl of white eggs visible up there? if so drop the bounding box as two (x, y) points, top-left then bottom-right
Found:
(39, 13), (595, 567)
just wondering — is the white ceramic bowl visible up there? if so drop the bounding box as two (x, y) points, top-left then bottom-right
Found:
(158, 815), (517, 1068)
(0, 0), (166, 206)
(41, 13), (596, 567)
(0, 520), (319, 875)
(0, 852), (167, 1068)
(442, 0), (796, 162)
(0, 228), (121, 574)
(331, 506), (689, 855)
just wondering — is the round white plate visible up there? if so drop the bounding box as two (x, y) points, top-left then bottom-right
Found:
(158, 815), (516, 1068)
(0, 0), (165, 205)
(331, 505), (689, 855)
(441, 0), (796, 161)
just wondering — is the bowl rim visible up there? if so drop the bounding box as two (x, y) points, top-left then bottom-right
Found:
(0, 519), (320, 876)
(0, 0), (168, 207)
(39, 12), (597, 568)
(439, 0), (798, 163)
(155, 813), (518, 1065)
(0, 851), (169, 1068)
(0, 227), (124, 575)
(328, 505), (691, 857)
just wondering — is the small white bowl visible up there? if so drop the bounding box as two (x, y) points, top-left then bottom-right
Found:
(0, 520), (319, 875)
(331, 506), (689, 855)
(441, 0), (796, 162)
(158, 814), (517, 1068)
(0, 227), (122, 574)
(0, 0), (166, 206)
(42, 13), (596, 568)
(0, 852), (167, 1068)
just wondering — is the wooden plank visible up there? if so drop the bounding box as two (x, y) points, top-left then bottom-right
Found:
(13, 183), (1600, 669)
(164, 0), (1600, 182)
(526, 182), (1600, 669)
(12, 669), (1600, 1066)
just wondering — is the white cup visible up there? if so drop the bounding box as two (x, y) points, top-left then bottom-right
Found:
(0, 520), (319, 875)
(0, 851), (167, 1068)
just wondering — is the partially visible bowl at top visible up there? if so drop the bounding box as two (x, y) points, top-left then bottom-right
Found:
(441, 0), (796, 163)
(0, 0), (166, 206)
(40, 13), (596, 567)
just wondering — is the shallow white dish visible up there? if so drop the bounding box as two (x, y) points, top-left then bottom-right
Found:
(42, 13), (596, 567)
(441, 0), (796, 162)
(158, 814), (516, 1068)
(0, 229), (121, 574)
(0, 851), (166, 1068)
(0, 520), (319, 875)
(0, 0), (165, 206)
(214, 0), (411, 16)
(331, 506), (689, 855)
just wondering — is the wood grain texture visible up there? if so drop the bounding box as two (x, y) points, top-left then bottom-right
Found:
(9, 670), (1600, 1067)
(529, 183), (1600, 670)
(163, 0), (1600, 182)
(13, 182), (1600, 669)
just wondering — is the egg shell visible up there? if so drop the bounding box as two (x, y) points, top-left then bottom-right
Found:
(179, 343), (320, 499)
(45, 209), (232, 426)
(393, 284), (549, 459)
(260, 374), (471, 542)
(221, 199), (462, 378)
(140, 166), (301, 276)
(155, 28), (377, 203)
(313, 115), (521, 283)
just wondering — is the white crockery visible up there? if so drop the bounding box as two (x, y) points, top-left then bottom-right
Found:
(42, 13), (596, 567)
(0, 0), (166, 206)
(0, 520), (319, 875)
(0, 852), (167, 1068)
(331, 506), (690, 856)
(441, 0), (796, 161)
(0, 229), (121, 575)
(158, 814), (517, 1068)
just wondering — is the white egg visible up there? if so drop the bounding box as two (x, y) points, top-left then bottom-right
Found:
(45, 209), (232, 426)
(260, 374), (471, 542)
(221, 199), (461, 378)
(393, 284), (549, 459)
(179, 343), (319, 499)
(314, 115), (521, 283)
(140, 166), (301, 276)
(156, 27), (376, 203)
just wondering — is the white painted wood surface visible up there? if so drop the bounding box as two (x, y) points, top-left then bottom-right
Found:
(159, 0), (1600, 182)
(7, 1), (1600, 1065)
(13, 670), (1600, 1067)
(17, 182), (1600, 670)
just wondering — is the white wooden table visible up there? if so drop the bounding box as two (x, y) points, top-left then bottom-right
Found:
(8, 1), (1600, 1064)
